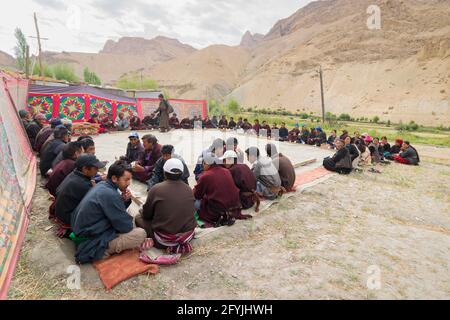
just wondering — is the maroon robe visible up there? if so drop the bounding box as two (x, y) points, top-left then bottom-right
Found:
(288, 128), (300, 142)
(169, 116), (180, 129)
(252, 124), (261, 135)
(45, 159), (76, 196)
(229, 164), (257, 209)
(34, 126), (53, 154)
(133, 144), (162, 183)
(194, 166), (241, 226)
(180, 118), (192, 129)
(130, 116), (143, 130)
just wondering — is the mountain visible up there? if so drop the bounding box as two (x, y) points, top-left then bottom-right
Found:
(0, 50), (16, 68)
(137, 0), (449, 125)
(100, 36), (196, 58)
(240, 31), (264, 47)
(11, 0), (450, 125)
(40, 36), (197, 84)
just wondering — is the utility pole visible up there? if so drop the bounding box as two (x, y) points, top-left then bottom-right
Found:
(33, 12), (43, 77)
(25, 45), (30, 78)
(317, 65), (326, 123)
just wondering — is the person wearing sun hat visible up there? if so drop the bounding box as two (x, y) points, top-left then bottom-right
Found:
(120, 132), (144, 164)
(136, 158), (197, 254)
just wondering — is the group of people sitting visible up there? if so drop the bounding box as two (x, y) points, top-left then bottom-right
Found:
(19, 105), (420, 265)
(322, 130), (420, 174)
(21, 107), (297, 264)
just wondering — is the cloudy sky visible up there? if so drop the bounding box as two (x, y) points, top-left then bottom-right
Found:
(0, 0), (313, 56)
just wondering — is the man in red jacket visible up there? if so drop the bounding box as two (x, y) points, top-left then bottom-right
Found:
(193, 152), (241, 228)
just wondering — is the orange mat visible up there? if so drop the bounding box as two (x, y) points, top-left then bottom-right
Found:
(293, 166), (331, 190)
(93, 249), (159, 290)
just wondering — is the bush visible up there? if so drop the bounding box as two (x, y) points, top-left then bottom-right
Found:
(338, 113), (351, 121)
(32, 63), (53, 78)
(52, 63), (80, 82)
(225, 98), (241, 113)
(83, 67), (101, 85)
(299, 113), (309, 119)
(373, 116), (380, 123)
(116, 74), (158, 90)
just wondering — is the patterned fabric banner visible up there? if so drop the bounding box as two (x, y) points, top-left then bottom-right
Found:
(60, 96), (86, 121)
(90, 97), (113, 118)
(0, 72), (36, 299)
(28, 96), (54, 120)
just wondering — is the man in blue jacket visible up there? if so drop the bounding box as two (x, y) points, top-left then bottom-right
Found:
(71, 161), (148, 263)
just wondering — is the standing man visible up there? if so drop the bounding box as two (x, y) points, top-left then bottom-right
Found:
(156, 94), (173, 132)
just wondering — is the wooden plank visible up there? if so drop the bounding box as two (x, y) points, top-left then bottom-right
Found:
(294, 158), (317, 168)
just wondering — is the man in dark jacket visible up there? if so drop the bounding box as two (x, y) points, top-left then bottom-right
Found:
(344, 137), (359, 162)
(132, 134), (162, 183)
(169, 113), (180, 129)
(71, 161), (148, 263)
(394, 141), (420, 165)
(46, 142), (83, 197)
(40, 125), (70, 176)
(279, 122), (289, 142)
(228, 117), (237, 129)
(34, 117), (62, 154)
(266, 143), (296, 192)
(53, 155), (105, 227)
(147, 145), (189, 190)
(180, 117), (192, 129)
(136, 158), (197, 254)
(323, 139), (352, 174)
(19, 109), (42, 148)
(218, 115), (228, 129)
(120, 132), (144, 164)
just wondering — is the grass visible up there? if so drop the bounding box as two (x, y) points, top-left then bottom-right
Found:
(226, 111), (450, 147)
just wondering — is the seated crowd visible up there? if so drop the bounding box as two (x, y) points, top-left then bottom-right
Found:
(20, 109), (420, 265)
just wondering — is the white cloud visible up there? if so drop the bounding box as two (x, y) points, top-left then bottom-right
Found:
(0, 0), (313, 56)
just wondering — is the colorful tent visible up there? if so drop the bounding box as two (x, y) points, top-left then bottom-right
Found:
(28, 84), (208, 122)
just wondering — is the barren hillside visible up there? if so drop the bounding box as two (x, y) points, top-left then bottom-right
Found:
(0, 50), (15, 68)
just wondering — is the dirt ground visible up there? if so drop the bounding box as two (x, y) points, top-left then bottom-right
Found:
(7, 130), (450, 300)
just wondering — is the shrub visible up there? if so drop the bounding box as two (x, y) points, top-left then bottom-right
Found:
(52, 63), (80, 82)
(338, 113), (351, 121)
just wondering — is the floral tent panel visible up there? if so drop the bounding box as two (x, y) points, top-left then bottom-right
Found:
(117, 103), (138, 118)
(0, 72), (35, 299)
(90, 98), (113, 117)
(27, 96), (53, 120)
(60, 96), (86, 121)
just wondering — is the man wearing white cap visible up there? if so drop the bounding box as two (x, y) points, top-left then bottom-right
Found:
(135, 158), (197, 254)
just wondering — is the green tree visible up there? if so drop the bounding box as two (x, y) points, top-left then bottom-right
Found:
(373, 116), (380, 123)
(14, 28), (29, 71)
(32, 62), (53, 78)
(83, 67), (101, 85)
(52, 63), (79, 82)
(116, 74), (158, 90)
(338, 113), (351, 121)
(225, 98), (240, 113)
